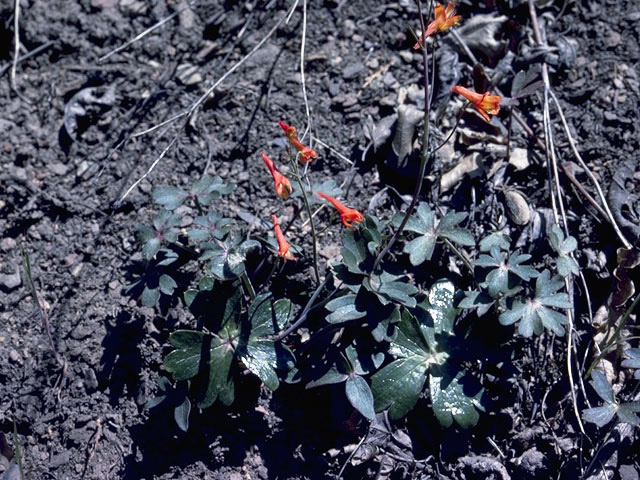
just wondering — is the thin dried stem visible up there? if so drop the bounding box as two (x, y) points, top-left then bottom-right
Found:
(527, 0), (585, 436)
(98, 4), (192, 63)
(299, 0), (312, 141)
(116, 0), (301, 206)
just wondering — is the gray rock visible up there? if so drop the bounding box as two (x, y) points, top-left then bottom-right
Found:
(0, 269), (21, 291)
(342, 62), (364, 80)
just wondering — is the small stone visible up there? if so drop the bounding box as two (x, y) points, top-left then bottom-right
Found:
(342, 62), (364, 80)
(48, 162), (69, 175)
(0, 269), (21, 291)
(509, 148), (529, 171)
(84, 368), (99, 392)
(71, 263), (84, 277)
(65, 254), (77, 266)
(119, 0), (147, 14)
(76, 161), (90, 178)
(12, 167), (27, 182)
(620, 465), (639, 480)
(50, 451), (71, 468)
(9, 349), (21, 363)
(399, 50), (413, 63)
(71, 325), (93, 340)
(176, 64), (203, 86)
(605, 31), (621, 48)
(1, 237), (16, 251)
(504, 190), (531, 226)
(91, 0), (118, 8)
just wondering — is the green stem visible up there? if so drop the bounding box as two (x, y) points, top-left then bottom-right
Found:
(289, 148), (321, 284)
(442, 238), (474, 276)
(241, 270), (256, 301)
(373, 0), (433, 272)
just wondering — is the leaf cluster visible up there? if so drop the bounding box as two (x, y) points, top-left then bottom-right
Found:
(460, 234), (572, 337)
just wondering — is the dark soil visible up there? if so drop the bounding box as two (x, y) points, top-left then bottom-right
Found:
(1, 0), (639, 479)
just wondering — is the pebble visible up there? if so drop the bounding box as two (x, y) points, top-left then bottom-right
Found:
(48, 162), (69, 175)
(342, 62), (364, 80)
(9, 349), (21, 363)
(1, 237), (16, 251)
(399, 50), (413, 63)
(505, 190), (531, 225)
(0, 269), (21, 291)
(176, 64), (203, 86)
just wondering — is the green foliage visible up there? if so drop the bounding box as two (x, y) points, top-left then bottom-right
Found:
(499, 270), (571, 337)
(622, 348), (640, 380)
(548, 225), (579, 277)
(392, 203), (474, 266)
(330, 215), (416, 341)
(146, 377), (192, 432)
(582, 370), (640, 427)
(474, 247), (539, 298)
(137, 210), (181, 261)
(201, 235), (260, 281)
(164, 291), (295, 413)
(371, 281), (483, 427)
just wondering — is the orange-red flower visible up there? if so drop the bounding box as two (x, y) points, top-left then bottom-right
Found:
(272, 214), (297, 261)
(451, 85), (502, 122)
(278, 121), (297, 140)
(261, 152), (293, 199)
(279, 121), (318, 164)
(413, 2), (461, 50)
(317, 192), (364, 230)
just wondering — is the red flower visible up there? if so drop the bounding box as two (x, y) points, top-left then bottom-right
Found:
(261, 152), (293, 200)
(278, 121), (297, 140)
(317, 192), (364, 230)
(413, 2), (461, 50)
(272, 214), (297, 261)
(279, 121), (318, 164)
(451, 85), (502, 122)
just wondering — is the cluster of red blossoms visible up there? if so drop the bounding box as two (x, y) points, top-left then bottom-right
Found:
(261, 123), (364, 262)
(260, 3), (504, 262)
(414, 2), (502, 122)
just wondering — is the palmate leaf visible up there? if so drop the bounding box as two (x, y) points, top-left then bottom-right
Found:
(458, 290), (495, 317)
(478, 232), (511, 252)
(622, 348), (640, 380)
(153, 175), (235, 210)
(363, 271), (418, 308)
(153, 186), (189, 210)
(325, 294), (367, 324)
(191, 175), (235, 205)
(239, 293), (295, 390)
(475, 247), (540, 298)
(188, 211), (232, 243)
(163, 329), (237, 408)
(429, 366), (484, 428)
(202, 237), (259, 281)
(548, 224), (580, 277)
(164, 293), (294, 409)
(499, 270), (571, 336)
(395, 204), (474, 266)
(371, 281), (483, 427)
(138, 210), (181, 260)
(345, 375), (376, 420)
(371, 354), (428, 420)
(582, 404), (617, 428)
(583, 370), (640, 427)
